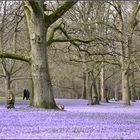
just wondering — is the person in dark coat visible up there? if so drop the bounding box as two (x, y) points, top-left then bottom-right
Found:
(23, 89), (27, 100)
(26, 89), (30, 100)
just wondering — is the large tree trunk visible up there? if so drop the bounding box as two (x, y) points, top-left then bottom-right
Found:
(24, 0), (78, 109)
(24, 2), (58, 109)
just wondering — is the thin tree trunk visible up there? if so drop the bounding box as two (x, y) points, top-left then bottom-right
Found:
(30, 78), (34, 106)
(114, 82), (119, 101)
(97, 76), (101, 101)
(92, 81), (99, 104)
(130, 71), (136, 102)
(81, 72), (87, 99)
(88, 84), (94, 105)
(136, 92), (140, 100)
(121, 46), (130, 105)
(5, 73), (11, 107)
(86, 72), (91, 104)
(100, 65), (107, 102)
(5, 74), (11, 93)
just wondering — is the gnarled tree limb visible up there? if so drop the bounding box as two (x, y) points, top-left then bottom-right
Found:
(0, 53), (31, 63)
(45, 0), (78, 26)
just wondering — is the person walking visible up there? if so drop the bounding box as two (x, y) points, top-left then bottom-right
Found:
(23, 89), (27, 100)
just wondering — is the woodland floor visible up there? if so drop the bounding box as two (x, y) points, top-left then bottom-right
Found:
(0, 97), (140, 139)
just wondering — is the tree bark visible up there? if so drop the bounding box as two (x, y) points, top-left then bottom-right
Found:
(136, 92), (140, 100)
(29, 78), (34, 106)
(100, 65), (108, 102)
(120, 2), (140, 105)
(23, 0), (78, 109)
(24, 2), (58, 109)
(6, 90), (15, 109)
(92, 80), (99, 104)
(81, 72), (87, 99)
(120, 43), (130, 105)
(5, 74), (11, 91)
(122, 69), (130, 105)
(114, 81), (119, 101)
(118, 13), (130, 106)
(88, 84), (94, 105)
(5, 73), (12, 108)
(130, 71), (136, 102)
(97, 76), (101, 101)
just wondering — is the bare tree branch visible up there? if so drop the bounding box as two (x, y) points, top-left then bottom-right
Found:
(0, 53), (31, 63)
(45, 0), (78, 26)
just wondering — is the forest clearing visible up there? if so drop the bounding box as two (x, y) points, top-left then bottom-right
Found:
(0, 0), (140, 139)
